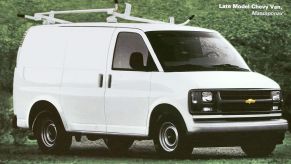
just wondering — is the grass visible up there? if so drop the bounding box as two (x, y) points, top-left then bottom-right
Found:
(1, 133), (291, 164)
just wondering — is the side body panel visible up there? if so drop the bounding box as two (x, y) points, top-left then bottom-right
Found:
(61, 27), (115, 132)
(13, 26), (68, 128)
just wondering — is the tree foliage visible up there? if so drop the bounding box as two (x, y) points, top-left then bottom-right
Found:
(0, 0), (290, 143)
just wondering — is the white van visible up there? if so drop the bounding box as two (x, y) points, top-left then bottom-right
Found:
(13, 5), (287, 157)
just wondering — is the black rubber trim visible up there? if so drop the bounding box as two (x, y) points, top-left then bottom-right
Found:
(191, 110), (282, 115)
(193, 117), (282, 122)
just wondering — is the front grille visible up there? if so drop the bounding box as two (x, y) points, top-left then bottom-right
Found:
(189, 89), (281, 115)
(220, 90), (271, 100)
(220, 101), (273, 113)
(219, 90), (273, 113)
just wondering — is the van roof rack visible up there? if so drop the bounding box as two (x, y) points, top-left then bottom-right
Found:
(17, 1), (194, 26)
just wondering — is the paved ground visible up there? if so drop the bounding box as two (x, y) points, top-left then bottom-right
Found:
(72, 138), (245, 159)
(1, 133), (291, 163)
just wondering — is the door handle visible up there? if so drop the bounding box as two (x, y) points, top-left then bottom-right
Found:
(108, 74), (112, 88)
(98, 74), (103, 88)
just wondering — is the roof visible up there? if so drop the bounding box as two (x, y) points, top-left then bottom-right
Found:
(42, 23), (217, 33)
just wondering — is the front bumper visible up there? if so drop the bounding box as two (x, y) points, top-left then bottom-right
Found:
(190, 113), (288, 133)
(191, 119), (288, 133)
(188, 115), (287, 147)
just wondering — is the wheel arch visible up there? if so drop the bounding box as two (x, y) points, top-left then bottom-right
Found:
(148, 103), (187, 138)
(28, 99), (67, 131)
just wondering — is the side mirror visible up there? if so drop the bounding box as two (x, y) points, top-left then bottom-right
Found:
(129, 52), (145, 71)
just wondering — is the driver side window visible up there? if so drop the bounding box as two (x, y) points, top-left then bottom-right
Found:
(112, 32), (157, 72)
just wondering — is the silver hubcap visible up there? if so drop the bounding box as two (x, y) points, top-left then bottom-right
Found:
(159, 122), (179, 152)
(41, 120), (57, 147)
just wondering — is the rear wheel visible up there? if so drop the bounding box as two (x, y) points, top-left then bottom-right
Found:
(241, 143), (276, 157)
(104, 137), (134, 153)
(34, 113), (72, 154)
(153, 115), (193, 157)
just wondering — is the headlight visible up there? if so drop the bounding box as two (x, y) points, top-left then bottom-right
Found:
(189, 91), (215, 114)
(271, 91), (280, 101)
(202, 92), (213, 102)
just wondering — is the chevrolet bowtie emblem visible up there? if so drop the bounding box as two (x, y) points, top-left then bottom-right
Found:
(245, 99), (256, 104)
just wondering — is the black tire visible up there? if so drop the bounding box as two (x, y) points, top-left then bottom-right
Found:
(153, 115), (193, 157)
(104, 137), (134, 153)
(34, 112), (72, 154)
(241, 143), (276, 157)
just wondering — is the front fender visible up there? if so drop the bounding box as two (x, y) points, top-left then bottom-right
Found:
(146, 97), (193, 135)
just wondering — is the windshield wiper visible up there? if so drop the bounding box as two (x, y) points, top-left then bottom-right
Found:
(210, 64), (250, 71)
(164, 64), (249, 72)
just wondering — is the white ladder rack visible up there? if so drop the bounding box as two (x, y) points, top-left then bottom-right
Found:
(17, 3), (194, 25)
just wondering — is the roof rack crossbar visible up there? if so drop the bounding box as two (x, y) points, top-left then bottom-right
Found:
(113, 13), (165, 24)
(38, 8), (115, 15)
(18, 3), (193, 25)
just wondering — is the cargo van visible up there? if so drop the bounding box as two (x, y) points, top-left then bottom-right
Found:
(13, 3), (287, 157)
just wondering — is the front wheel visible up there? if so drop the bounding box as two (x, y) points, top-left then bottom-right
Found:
(153, 115), (193, 157)
(34, 113), (72, 154)
(241, 143), (276, 157)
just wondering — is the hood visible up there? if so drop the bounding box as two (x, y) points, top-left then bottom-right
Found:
(178, 71), (280, 89)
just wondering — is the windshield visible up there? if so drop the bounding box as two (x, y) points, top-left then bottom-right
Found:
(146, 31), (250, 72)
